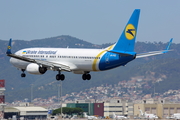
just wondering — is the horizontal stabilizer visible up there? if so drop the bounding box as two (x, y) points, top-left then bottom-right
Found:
(136, 38), (173, 58)
(107, 50), (136, 56)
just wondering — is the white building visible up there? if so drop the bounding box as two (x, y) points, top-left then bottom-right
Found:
(4, 107), (48, 119)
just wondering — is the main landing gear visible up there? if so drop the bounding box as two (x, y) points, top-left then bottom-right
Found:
(82, 73), (91, 80)
(21, 69), (26, 77)
(56, 71), (65, 81)
(20, 69), (91, 81)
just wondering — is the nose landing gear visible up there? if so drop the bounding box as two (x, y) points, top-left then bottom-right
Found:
(21, 69), (26, 77)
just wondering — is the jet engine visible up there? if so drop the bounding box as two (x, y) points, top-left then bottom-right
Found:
(26, 63), (47, 75)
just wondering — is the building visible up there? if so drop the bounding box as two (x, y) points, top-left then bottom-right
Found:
(134, 99), (180, 119)
(66, 99), (133, 118)
(0, 80), (5, 119)
(67, 103), (95, 116)
(94, 103), (104, 117)
(4, 107), (48, 119)
(103, 99), (133, 118)
(66, 99), (180, 119)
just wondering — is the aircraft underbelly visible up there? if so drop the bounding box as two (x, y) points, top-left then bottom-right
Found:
(74, 60), (93, 71)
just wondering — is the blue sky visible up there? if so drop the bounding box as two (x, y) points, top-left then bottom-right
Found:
(0, 1), (179, 44)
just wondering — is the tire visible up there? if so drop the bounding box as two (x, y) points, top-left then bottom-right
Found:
(82, 74), (86, 80)
(21, 73), (26, 77)
(87, 74), (91, 80)
(56, 74), (61, 80)
(60, 74), (65, 81)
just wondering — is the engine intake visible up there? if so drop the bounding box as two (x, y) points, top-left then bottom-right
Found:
(26, 63), (47, 75)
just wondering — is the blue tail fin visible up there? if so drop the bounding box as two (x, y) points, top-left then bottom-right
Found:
(6, 38), (12, 54)
(113, 9), (140, 52)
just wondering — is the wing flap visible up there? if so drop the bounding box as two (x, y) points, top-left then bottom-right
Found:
(35, 60), (71, 72)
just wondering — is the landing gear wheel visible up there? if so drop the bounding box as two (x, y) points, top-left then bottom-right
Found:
(82, 74), (86, 80)
(21, 69), (26, 77)
(21, 73), (26, 77)
(82, 74), (91, 80)
(56, 74), (61, 81)
(86, 74), (91, 80)
(56, 74), (65, 81)
(60, 74), (65, 81)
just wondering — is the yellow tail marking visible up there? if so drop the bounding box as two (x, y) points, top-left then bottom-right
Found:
(7, 46), (11, 49)
(92, 45), (114, 71)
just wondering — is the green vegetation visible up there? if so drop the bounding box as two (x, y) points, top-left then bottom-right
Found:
(52, 107), (83, 115)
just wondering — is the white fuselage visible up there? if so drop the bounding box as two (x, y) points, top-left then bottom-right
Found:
(10, 47), (112, 73)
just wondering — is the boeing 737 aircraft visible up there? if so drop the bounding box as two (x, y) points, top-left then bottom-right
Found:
(6, 9), (172, 81)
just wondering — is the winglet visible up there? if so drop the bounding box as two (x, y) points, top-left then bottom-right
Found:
(163, 38), (173, 53)
(6, 38), (12, 54)
(166, 38), (173, 50)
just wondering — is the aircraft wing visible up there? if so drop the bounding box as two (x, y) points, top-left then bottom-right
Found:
(136, 38), (173, 58)
(7, 53), (71, 72)
(35, 60), (71, 72)
(6, 39), (71, 72)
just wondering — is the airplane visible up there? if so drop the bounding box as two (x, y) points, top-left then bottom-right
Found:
(168, 113), (180, 119)
(138, 107), (158, 119)
(6, 9), (173, 81)
(70, 115), (78, 119)
(83, 112), (97, 120)
(113, 112), (127, 119)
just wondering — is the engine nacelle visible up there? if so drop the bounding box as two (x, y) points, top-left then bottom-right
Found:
(26, 63), (47, 75)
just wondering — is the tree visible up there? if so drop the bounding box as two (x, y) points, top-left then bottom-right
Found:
(73, 108), (83, 115)
(52, 107), (83, 115)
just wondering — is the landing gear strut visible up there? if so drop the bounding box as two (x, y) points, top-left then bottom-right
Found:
(56, 71), (65, 81)
(21, 69), (26, 77)
(82, 73), (91, 80)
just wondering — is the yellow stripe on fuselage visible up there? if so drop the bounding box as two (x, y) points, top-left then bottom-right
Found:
(92, 45), (114, 71)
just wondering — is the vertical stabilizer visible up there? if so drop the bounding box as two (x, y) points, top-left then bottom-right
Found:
(113, 112), (116, 119)
(83, 112), (88, 117)
(113, 9), (140, 52)
(6, 38), (12, 54)
(138, 107), (144, 116)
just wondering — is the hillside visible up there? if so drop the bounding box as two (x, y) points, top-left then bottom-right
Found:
(0, 35), (179, 102)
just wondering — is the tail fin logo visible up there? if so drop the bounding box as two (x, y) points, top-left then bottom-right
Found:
(125, 24), (136, 40)
(7, 46), (11, 49)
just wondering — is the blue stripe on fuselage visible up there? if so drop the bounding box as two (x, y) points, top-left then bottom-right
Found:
(99, 52), (135, 71)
